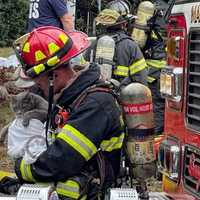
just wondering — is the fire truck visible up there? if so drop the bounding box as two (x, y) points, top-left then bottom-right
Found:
(2, 0), (200, 199)
(158, 0), (200, 199)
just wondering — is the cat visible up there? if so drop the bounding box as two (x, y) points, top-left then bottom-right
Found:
(10, 91), (48, 126)
(0, 92), (48, 143)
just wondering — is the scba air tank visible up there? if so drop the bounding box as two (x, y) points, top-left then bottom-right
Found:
(95, 35), (115, 80)
(131, 1), (155, 48)
(120, 83), (156, 179)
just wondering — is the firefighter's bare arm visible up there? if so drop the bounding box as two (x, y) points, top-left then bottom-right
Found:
(48, 0), (73, 31)
(60, 13), (73, 32)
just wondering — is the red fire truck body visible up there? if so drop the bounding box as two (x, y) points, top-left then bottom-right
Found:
(159, 0), (200, 199)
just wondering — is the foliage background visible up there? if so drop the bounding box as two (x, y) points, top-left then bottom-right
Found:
(0, 0), (168, 47)
(0, 0), (108, 47)
(0, 0), (29, 47)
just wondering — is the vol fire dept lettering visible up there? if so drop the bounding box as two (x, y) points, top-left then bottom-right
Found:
(123, 102), (153, 115)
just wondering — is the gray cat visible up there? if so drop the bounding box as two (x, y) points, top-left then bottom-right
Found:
(0, 92), (48, 143)
(10, 91), (48, 126)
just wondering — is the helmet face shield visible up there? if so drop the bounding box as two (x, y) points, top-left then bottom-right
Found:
(13, 33), (30, 69)
(13, 27), (90, 79)
(107, 0), (130, 16)
(95, 1), (136, 27)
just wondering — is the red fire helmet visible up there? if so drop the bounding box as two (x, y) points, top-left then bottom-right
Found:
(13, 26), (90, 78)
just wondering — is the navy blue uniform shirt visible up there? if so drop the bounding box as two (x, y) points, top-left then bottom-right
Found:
(28, 0), (68, 32)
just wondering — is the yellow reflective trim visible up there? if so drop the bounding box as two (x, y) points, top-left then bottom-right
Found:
(57, 180), (80, 199)
(59, 33), (69, 44)
(57, 124), (97, 161)
(151, 31), (158, 39)
(47, 56), (60, 66)
(35, 50), (47, 62)
(65, 180), (79, 188)
(146, 59), (166, 69)
(100, 132), (125, 152)
(34, 64), (45, 75)
(113, 65), (129, 77)
(23, 42), (30, 53)
(48, 42), (60, 55)
(58, 132), (91, 160)
(20, 159), (35, 182)
(0, 171), (15, 181)
(81, 195), (87, 200)
(120, 115), (125, 127)
(80, 55), (86, 65)
(129, 58), (147, 75)
(51, 132), (58, 139)
(147, 76), (156, 83)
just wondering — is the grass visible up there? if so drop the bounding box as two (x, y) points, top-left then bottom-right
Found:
(0, 47), (14, 57)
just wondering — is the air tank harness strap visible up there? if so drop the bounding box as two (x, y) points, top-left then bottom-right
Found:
(128, 128), (155, 140)
(45, 71), (54, 147)
(70, 83), (116, 110)
(96, 57), (116, 67)
(132, 23), (150, 31)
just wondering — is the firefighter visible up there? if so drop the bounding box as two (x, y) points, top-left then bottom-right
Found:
(138, 1), (167, 135)
(146, 58), (166, 135)
(92, 0), (148, 85)
(13, 26), (124, 199)
(130, 0), (167, 134)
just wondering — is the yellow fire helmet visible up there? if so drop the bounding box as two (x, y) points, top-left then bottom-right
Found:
(95, 9), (121, 26)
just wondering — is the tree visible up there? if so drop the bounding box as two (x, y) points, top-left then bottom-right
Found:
(0, 0), (29, 47)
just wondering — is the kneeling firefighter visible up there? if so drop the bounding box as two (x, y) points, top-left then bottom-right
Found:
(89, 0), (148, 85)
(131, 0), (167, 134)
(12, 26), (125, 199)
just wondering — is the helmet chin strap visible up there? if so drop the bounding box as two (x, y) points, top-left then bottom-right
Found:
(45, 71), (54, 148)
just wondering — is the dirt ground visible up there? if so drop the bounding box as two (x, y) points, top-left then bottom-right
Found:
(0, 146), (14, 172)
(0, 100), (14, 172)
